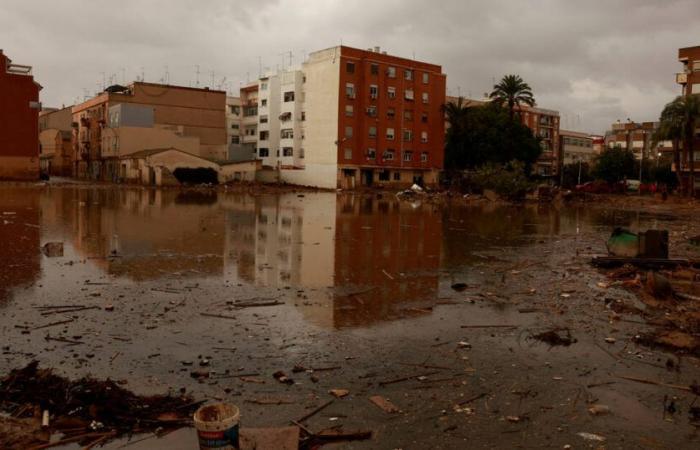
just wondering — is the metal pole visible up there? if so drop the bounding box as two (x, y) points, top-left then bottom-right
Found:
(577, 158), (582, 185)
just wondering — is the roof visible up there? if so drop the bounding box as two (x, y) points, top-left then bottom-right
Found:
(124, 147), (216, 163)
(217, 159), (260, 166)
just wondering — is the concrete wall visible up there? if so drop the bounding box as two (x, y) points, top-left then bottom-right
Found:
(219, 160), (260, 183)
(101, 127), (200, 158)
(39, 106), (72, 132)
(108, 103), (154, 128)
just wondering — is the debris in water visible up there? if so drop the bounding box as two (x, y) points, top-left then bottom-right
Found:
(531, 329), (576, 347)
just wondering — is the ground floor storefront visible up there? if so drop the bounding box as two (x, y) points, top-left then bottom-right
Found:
(337, 165), (440, 189)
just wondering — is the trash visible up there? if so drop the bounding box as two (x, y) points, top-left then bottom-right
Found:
(410, 183), (424, 193)
(451, 283), (468, 292)
(531, 329), (575, 347)
(329, 389), (349, 398)
(587, 404), (610, 416)
(191, 369), (210, 380)
(369, 395), (400, 413)
(604, 337), (616, 344)
(506, 415), (521, 423)
(41, 242), (64, 257)
(606, 228), (639, 257)
(644, 271), (673, 299)
(240, 427), (299, 450)
(457, 341), (472, 349)
(273, 371), (294, 385)
(193, 403), (240, 450)
(577, 432), (606, 442)
(605, 228), (669, 259)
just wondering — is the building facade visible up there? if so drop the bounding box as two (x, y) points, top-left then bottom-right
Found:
(38, 106), (73, 176)
(72, 82), (227, 180)
(0, 49), (42, 180)
(517, 105), (560, 177)
(239, 84), (259, 162)
(675, 45), (700, 191)
(604, 121), (672, 163)
(559, 130), (595, 166)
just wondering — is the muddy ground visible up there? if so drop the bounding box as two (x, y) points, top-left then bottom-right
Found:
(1, 183), (700, 449)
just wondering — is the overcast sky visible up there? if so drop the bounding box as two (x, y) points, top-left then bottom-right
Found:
(2, 0), (699, 133)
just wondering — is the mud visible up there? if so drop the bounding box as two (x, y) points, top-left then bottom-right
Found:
(1, 184), (700, 449)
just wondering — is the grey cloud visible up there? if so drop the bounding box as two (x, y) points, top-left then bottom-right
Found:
(1, 0), (699, 132)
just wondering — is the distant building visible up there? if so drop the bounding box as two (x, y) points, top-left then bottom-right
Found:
(38, 106), (73, 176)
(239, 84), (259, 161)
(226, 96), (249, 161)
(559, 130), (595, 166)
(603, 121), (672, 162)
(72, 82), (227, 180)
(0, 49), (42, 180)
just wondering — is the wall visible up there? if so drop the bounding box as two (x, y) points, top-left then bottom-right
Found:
(101, 127), (200, 158)
(0, 51), (40, 180)
(219, 160), (260, 183)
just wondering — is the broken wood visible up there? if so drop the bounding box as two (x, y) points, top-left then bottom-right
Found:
(297, 399), (334, 423)
(378, 371), (440, 386)
(200, 312), (237, 320)
(234, 300), (284, 308)
(460, 324), (517, 329)
(369, 395), (400, 413)
(245, 398), (294, 405)
(32, 319), (74, 330)
(616, 374), (694, 392)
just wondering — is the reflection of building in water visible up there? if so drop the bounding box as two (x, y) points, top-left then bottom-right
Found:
(0, 189), (41, 303)
(224, 194), (335, 288)
(70, 189), (226, 280)
(302, 195), (443, 328)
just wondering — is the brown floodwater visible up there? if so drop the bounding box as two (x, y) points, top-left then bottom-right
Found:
(1, 185), (698, 449)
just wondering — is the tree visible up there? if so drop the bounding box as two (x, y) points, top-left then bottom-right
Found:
(655, 96), (687, 193)
(443, 101), (541, 174)
(489, 74), (535, 121)
(592, 146), (636, 184)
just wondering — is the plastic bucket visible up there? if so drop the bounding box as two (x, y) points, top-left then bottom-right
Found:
(194, 403), (240, 450)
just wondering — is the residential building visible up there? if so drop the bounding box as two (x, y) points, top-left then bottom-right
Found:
(72, 82), (227, 180)
(674, 45), (700, 191)
(591, 135), (605, 155)
(226, 96), (247, 161)
(252, 46), (446, 188)
(559, 130), (595, 166)
(239, 83), (259, 161)
(603, 121), (672, 163)
(38, 106), (73, 176)
(0, 49), (42, 180)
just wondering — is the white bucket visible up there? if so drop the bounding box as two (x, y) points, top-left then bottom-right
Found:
(193, 403), (240, 450)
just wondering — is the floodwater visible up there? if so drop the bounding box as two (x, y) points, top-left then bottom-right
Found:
(1, 185), (699, 449)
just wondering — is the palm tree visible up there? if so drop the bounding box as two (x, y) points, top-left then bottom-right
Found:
(442, 97), (471, 130)
(654, 97), (685, 193)
(657, 95), (700, 195)
(489, 75), (535, 121)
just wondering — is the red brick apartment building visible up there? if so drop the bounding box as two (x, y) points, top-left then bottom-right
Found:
(334, 46), (446, 188)
(675, 45), (700, 190)
(0, 49), (42, 180)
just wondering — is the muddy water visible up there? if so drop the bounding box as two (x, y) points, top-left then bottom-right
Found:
(1, 185), (698, 449)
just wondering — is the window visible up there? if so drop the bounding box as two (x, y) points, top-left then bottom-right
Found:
(366, 106), (377, 117)
(404, 69), (413, 80)
(281, 128), (294, 139)
(386, 128), (395, 140)
(231, 136), (240, 144)
(259, 130), (269, 140)
(421, 112), (428, 123)
(694, 60), (700, 72)
(367, 148), (376, 159)
(369, 85), (378, 99)
(346, 83), (355, 98)
(404, 110), (413, 121)
(245, 126), (256, 136)
(383, 150), (395, 160)
(403, 151), (413, 162)
(421, 131), (428, 143)
(403, 129), (412, 142)
(345, 105), (354, 117)
(345, 126), (353, 138)
(422, 72), (429, 84)
(283, 147), (293, 157)
(229, 105), (240, 115)
(299, 148), (305, 158)
(231, 123), (239, 129)
(393, 172), (401, 181)
(244, 106), (258, 116)
(388, 87), (396, 99)
(346, 62), (355, 73)
(379, 170), (390, 181)
(387, 108), (395, 119)
(369, 126), (377, 138)
(387, 66), (396, 78)
(261, 99), (267, 107)
(301, 111), (306, 121)
(422, 92), (429, 104)
(344, 148), (352, 159)
(261, 82), (268, 90)
(421, 152), (428, 162)
(370, 64), (379, 75)
(405, 89), (414, 100)
(284, 91), (295, 102)
(259, 148), (269, 157)
(260, 115), (268, 124)
(279, 112), (292, 121)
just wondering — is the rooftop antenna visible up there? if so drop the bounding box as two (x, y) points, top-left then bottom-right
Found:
(165, 65), (170, 84)
(210, 70), (215, 88)
(121, 67), (126, 84)
(195, 65), (200, 87)
(100, 72), (106, 90)
(140, 67), (145, 82)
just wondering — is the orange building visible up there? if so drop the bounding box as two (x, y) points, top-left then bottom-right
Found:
(0, 49), (42, 180)
(675, 45), (700, 191)
(334, 46), (446, 188)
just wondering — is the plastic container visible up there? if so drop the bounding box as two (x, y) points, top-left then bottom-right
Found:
(193, 403), (240, 450)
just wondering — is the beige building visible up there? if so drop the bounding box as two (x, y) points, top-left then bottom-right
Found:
(559, 130), (595, 165)
(38, 106), (73, 176)
(72, 82), (227, 180)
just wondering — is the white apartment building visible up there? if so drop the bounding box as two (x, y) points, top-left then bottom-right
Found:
(240, 84), (259, 161)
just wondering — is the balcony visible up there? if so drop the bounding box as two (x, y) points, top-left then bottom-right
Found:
(677, 72), (688, 84)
